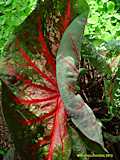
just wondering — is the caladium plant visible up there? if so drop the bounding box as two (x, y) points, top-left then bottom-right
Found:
(0, 1), (76, 159)
(1, 0), (120, 159)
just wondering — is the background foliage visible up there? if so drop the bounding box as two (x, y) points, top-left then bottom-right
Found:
(0, 0), (37, 56)
(85, 0), (120, 46)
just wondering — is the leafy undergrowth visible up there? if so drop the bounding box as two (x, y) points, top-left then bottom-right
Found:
(0, 0), (38, 56)
(85, 0), (120, 46)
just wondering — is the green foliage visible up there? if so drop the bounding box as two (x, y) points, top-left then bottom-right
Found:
(104, 131), (120, 143)
(107, 66), (120, 118)
(98, 40), (120, 119)
(0, 0), (37, 56)
(84, 0), (120, 119)
(85, 0), (120, 46)
(68, 126), (88, 160)
(0, 148), (7, 156)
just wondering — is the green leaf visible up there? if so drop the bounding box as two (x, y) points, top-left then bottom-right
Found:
(0, 148), (6, 156)
(5, 0), (12, 6)
(107, 1), (115, 12)
(114, 13), (120, 20)
(101, 32), (113, 41)
(104, 132), (120, 143)
(88, 15), (98, 24)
